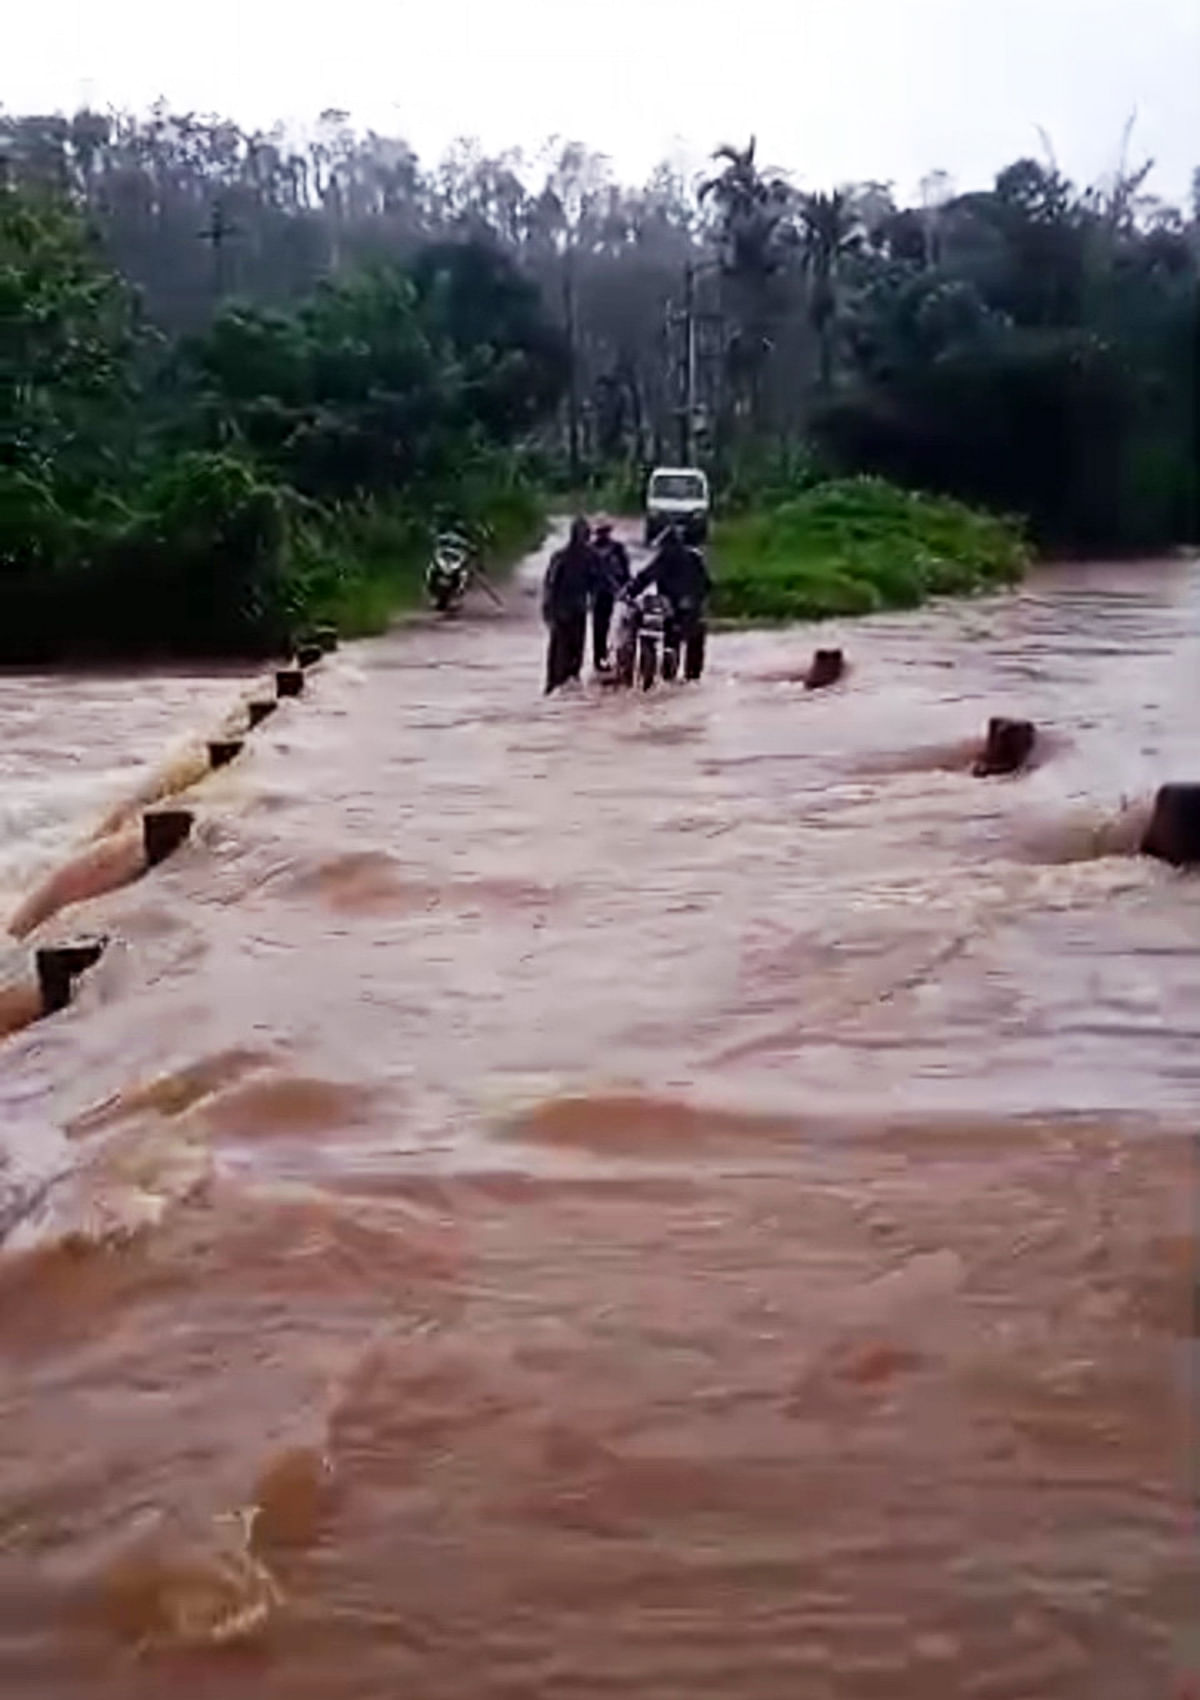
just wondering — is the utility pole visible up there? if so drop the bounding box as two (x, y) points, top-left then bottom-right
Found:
(197, 201), (239, 303)
(563, 244), (581, 487)
(681, 261), (697, 465)
(671, 258), (720, 465)
(668, 263), (695, 465)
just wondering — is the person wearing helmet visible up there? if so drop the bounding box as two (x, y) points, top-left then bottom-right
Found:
(541, 515), (598, 694)
(589, 517), (631, 672)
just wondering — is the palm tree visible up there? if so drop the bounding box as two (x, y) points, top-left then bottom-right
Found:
(701, 138), (793, 284)
(799, 189), (864, 394)
(700, 139), (794, 436)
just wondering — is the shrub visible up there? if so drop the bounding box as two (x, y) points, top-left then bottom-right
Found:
(286, 453), (546, 638)
(711, 476), (1028, 623)
(0, 451), (290, 661)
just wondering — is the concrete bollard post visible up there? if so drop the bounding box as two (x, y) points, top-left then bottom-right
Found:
(805, 648), (845, 691)
(35, 936), (108, 1016)
(207, 738), (243, 770)
(247, 699), (277, 728)
(1141, 784), (1200, 866)
(276, 668), (304, 698)
(296, 643), (323, 669)
(143, 808), (193, 868)
(974, 717), (1037, 777)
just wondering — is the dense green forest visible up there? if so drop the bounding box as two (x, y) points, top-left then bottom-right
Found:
(1, 108), (1197, 656)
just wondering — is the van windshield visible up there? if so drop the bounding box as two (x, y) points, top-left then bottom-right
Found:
(650, 473), (706, 502)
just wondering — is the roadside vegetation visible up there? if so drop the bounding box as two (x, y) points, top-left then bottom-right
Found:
(711, 477), (1028, 621)
(1, 110), (1195, 659)
(1, 191), (555, 660)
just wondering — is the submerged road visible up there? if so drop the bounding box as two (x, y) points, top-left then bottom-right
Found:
(0, 536), (1197, 1696)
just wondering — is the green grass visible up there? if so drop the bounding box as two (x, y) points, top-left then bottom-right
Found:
(287, 479), (546, 638)
(711, 477), (1029, 624)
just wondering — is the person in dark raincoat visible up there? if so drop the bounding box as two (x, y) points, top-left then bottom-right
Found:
(626, 524), (712, 611)
(542, 517), (597, 694)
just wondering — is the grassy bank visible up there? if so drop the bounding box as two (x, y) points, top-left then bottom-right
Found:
(0, 467), (545, 663)
(711, 477), (1029, 623)
(289, 474), (546, 638)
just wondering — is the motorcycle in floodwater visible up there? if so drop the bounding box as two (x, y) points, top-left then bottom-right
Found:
(613, 589), (707, 690)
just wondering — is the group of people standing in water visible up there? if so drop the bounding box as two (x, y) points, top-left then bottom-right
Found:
(541, 517), (712, 695)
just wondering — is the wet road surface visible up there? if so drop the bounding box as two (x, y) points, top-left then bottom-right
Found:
(0, 536), (1197, 1696)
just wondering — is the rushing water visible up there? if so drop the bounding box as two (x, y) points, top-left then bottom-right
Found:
(0, 536), (1197, 1697)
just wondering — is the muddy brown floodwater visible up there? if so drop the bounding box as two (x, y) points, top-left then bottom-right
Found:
(0, 534), (1197, 1698)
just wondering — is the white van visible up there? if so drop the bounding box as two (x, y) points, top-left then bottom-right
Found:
(644, 467), (710, 547)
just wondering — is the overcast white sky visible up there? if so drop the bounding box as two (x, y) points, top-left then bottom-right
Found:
(6, 0), (1199, 203)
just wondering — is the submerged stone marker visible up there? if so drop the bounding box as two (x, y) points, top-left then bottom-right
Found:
(247, 698), (277, 728)
(36, 936), (108, 1016)
(207, 738), (243, 771)
(296, 643), (323, 669)
(276, 668), (304, 698)
(1141, 784), (1200, 866)
(143, 808), (193, 868)
(974, 717), (1037, 777)
(805, 648), (845, 691)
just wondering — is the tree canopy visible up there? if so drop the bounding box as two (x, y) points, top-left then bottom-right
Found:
(1, 103), (1196, 654)
(0, 166), (565, 658)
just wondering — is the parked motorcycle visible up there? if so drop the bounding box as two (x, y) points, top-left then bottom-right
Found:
(424, 527), (504, 616)
(425, 531), (472, 614)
